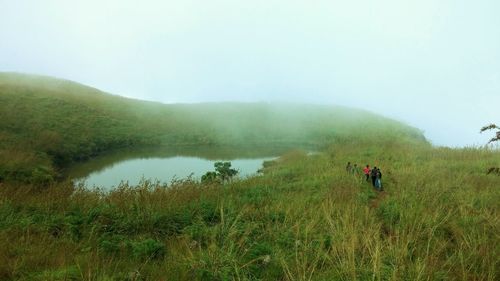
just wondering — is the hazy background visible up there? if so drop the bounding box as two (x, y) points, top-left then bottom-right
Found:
(1, 0), (499, 147)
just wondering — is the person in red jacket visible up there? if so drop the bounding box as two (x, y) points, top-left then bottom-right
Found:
(363, 165), (370, 181)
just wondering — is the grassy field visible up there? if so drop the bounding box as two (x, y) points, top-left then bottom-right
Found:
(0, 140), (498, 280)
(0, 73), (424, 184)
(0, 73), (498, 280)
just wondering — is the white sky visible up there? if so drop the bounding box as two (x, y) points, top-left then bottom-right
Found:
(1, 0), (499, 147)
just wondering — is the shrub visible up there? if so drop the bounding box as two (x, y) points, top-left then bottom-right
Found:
(66, 210), (85, 241)
(30, 166), (55, 185)
(98, 234), (125, 255)
(196, 201), (220, 225)
(244, 242), (277, 277)
(183, 221), (212, 245)
(129, 238), (166, 260)
(152, 211), (192, 236)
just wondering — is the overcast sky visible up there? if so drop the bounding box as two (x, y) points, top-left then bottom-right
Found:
(1, 0), (499, 147)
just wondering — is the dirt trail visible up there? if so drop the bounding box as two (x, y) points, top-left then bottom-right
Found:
(369, 190), (386, 209)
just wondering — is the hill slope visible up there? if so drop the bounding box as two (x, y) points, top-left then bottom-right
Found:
(1, 73), (497, 281)
(0, 72), (426, 183)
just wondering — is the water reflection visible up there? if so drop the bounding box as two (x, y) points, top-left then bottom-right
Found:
(67, 145), (298, 190)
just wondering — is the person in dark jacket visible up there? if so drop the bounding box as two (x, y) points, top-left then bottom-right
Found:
(375, 168), (383, 190)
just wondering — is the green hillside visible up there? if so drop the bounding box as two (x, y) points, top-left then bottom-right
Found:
(0, 73), (498, 281)
(0, 72), (426, 184)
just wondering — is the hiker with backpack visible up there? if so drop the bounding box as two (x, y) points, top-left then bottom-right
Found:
(375, 168), (383, 191)
(370, 166), (378, 187)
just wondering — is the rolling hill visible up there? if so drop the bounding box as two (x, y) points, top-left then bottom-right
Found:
(0, 72), (426, 183)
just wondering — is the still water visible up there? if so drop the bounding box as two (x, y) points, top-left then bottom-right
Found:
(67, 146), (289, 190)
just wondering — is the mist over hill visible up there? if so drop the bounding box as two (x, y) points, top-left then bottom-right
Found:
(0, 72), (426, 183)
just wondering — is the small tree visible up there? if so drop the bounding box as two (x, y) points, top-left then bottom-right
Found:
(201, 161), (238, 184)
(214, 161), (238, 182)
(480, 124), (500, 143)
(481, 123), (499, 176)
(201, 171), (218, 184)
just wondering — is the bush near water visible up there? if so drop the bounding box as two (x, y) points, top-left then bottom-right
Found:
(0, 73), (498, 280)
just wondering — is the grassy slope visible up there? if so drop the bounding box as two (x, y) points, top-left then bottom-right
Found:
(0, 142), (498, 280)
(0, 72), (425, 183)
(2, 73), (497, 280)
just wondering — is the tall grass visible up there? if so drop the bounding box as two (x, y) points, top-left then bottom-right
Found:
(0, 142), (498, 280)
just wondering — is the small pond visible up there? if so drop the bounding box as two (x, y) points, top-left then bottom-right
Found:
(67, 145), (294, 190)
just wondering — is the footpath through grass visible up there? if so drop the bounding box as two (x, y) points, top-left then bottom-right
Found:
(0, 141), (498, 280)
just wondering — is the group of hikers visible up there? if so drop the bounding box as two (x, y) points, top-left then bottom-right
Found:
(345, 162), (383, 191)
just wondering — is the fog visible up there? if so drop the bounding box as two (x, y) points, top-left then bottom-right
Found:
(1, 0), (499, 147)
